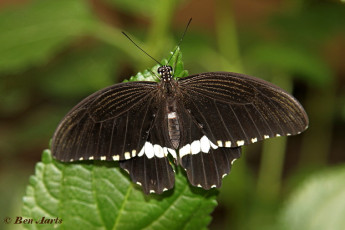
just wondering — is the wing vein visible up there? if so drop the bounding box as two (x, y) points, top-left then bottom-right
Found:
(258, 96), (285, 135)
(228, 104), (249, 143)
(121, 112), (129, 156)
(108, 118), (117, 156)
(244, 104), (262, 138)
(213, 99), (234, 143)
(252, 103), (274, 137)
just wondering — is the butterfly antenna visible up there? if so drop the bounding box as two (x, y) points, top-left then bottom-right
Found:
(167, 18), (192, 65)
(122, 32), (163, 66)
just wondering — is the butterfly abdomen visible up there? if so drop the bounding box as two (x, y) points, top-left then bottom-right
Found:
(166, 98), (180, 149)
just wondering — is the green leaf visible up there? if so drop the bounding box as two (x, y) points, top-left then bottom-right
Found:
(22, 150), (217, 230)
(125, 46), (188, 82)
(247, 43), (333, 86)
(0, 0), (98, 74)
(279, 165), (345, 230)
(22, 49), (217, 229)
(272, 3), (345, 47)
(38, 44), (118, 99)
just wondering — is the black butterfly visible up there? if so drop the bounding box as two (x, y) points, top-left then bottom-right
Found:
(51, 61), (308, 194)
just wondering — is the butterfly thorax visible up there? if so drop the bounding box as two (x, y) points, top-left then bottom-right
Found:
(158, 65), (173, 83)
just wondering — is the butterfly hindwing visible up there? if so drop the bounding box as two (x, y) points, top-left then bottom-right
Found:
(120, 103), (176, 194)
(180, 147), (241, 189)
(176, 104), (240, 189)
(119, 156), (175, 194)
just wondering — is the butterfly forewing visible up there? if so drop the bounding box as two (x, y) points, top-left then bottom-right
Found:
(177, 72), (309, 148)
(52, 81), (160, 162)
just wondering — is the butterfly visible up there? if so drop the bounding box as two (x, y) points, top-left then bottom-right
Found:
(51, 55), (308, 194)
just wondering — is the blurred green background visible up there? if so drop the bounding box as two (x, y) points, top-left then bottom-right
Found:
(1, 0), (345, 229)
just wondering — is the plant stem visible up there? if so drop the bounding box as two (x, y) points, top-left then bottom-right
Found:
(215, 0), (244, 73)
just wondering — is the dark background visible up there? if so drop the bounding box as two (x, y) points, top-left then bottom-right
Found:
(0, 0), (345, 229)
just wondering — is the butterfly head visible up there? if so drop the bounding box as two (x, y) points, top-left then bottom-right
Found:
(158, 65), (173, 82)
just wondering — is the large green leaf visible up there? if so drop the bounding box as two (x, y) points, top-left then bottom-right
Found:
(279, 165), (345, 230)
(21, 49), (217, 230)
(0, 0), (97, 74)
(22, 150), (217, 230)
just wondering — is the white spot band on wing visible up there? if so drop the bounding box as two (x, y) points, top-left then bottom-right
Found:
(137, 142), (177, 159)
(179, 135), (218, 158)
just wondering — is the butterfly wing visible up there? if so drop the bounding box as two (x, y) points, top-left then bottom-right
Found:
(175, 72), (308, 189)
(52, 81), (162, 161)
(51, 81), (176, 194)
(180, 147), (241, 189)
(176, 103), (242, 189)
(177, 72), (309, 148)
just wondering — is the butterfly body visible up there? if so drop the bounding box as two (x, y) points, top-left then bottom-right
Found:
(52, 65), (308, 194)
